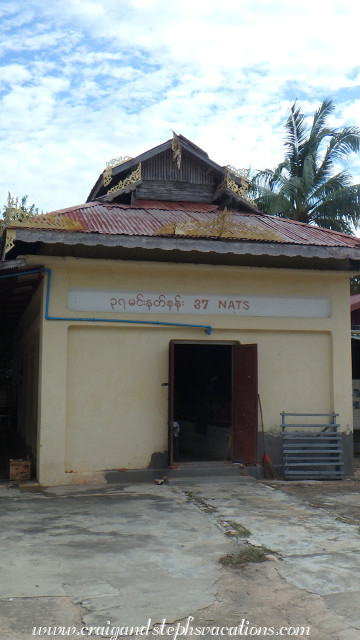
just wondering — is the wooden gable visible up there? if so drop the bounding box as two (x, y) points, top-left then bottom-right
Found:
(87, 134), (259, 213)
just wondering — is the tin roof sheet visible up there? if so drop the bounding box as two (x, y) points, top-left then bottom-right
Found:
(351, 294), (360, 312)
(9, 200), (360, 249)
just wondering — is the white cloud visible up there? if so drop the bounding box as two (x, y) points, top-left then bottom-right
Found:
(0, 63), (31, 84)
(0, 0), (359, 212)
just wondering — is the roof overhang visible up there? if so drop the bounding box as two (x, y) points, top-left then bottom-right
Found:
(7, 227), (360, 271)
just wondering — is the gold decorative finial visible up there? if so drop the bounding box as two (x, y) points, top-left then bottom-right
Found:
(103, 156), (133, 187)
(172, 132), (182, 170)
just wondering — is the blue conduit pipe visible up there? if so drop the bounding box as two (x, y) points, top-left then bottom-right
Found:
(1, 267), (212, 335)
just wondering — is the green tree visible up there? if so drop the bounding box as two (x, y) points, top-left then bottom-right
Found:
(250, 99), (360, 233)
(351, 276), (360, 295)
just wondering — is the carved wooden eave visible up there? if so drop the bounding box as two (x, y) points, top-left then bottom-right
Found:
(212, 166), (259, 213)
(1, 213), (84, 256)
(96, 180), (143, 203)
(212, 186), (260, 214)
(97, 164), (143, 203)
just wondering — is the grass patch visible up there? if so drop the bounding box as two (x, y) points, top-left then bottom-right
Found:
(220, 546), (269, 567)
(224, 520), (251, 538)
(336, 516), (356, 525)
(185, 491), (218, 514)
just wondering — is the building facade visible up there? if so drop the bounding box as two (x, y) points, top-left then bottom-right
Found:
(1, 135), (359, 485)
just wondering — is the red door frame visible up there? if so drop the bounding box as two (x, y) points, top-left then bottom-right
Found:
(168, 341), (258, 466)
(232, 343), (258, 464)
(168, 341), (175, 466)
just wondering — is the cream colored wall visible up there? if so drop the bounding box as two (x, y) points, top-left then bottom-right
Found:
(25, 255), (352, 485)
(66, 326), (169, 472)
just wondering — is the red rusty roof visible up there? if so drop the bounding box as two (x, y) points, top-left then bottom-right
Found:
(9, 200), (360, 248)
(351, 295), (360, 312)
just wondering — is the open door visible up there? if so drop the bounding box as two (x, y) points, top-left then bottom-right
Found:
(232, 343), (258, 464)
(168, 341), (175, 466)
(168, 340), (258, 465)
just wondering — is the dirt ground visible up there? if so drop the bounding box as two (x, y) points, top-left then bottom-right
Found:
(266, 467), (360, 526)
(173, 564), (353, 640)
(168, 471), (360, 640)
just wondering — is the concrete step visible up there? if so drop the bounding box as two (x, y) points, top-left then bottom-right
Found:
(105, 461), (264, 484)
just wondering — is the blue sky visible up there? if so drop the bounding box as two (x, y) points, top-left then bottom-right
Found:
(0, 0), (360, 212)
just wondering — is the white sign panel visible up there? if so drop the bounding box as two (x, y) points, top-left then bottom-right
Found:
(68, 289), (331, 318)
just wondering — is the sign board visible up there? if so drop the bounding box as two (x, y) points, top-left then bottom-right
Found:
(68, 289), (331, 318)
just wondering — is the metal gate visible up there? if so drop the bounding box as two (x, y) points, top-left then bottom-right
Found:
(281, 412), (344, 480)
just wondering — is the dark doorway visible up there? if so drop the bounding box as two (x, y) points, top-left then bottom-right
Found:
(169, 341), (258, 465)
(0, 268), (42, 480)
(351, 339), (360, 457)
(0, 347), (28, 480)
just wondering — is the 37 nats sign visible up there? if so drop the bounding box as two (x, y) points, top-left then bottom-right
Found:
(68, 289), (331, 318)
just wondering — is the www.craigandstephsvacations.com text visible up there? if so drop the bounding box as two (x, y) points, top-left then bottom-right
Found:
(32, 616), (311, 638)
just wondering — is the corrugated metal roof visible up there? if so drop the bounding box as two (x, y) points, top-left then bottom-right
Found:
(351, 294), (360, 312)
(9, 201), (360, 248)
(136, 200), (220, 212)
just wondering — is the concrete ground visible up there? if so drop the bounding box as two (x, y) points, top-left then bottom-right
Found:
(0, 470), (360, 640)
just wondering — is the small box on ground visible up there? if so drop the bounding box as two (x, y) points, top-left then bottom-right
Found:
(9, 459), (31, 481)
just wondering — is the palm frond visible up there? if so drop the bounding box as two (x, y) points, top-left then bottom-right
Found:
(311, 172), (352, 204)
(327, 127), (360, 161)
(313, 127), (360, 189)
(309, 99), (334, 141)
(309, 184), (360, 229)
(310, 214), (354, 234)
(251, 98), (360, 232)
(284, 102), (308, 173)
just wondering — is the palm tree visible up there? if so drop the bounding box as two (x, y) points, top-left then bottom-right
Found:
(250, 99), (360, 233)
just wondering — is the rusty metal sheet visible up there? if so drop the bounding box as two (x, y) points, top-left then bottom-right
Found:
(137, 200), (219, 212)
(32, 201), (360, 248)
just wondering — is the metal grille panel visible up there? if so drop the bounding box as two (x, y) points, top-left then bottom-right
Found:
(281, 412), (344, 480)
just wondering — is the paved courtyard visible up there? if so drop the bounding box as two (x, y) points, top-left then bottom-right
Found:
(0, 472), (360, 639)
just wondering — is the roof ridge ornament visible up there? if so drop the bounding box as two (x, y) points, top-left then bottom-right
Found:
(171, 131), (182, 170)
(226, 165), (251, 179)
(103, 156), (133, 187)
(106, 156), (133, 169)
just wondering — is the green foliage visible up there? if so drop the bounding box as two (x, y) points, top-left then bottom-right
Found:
(250, 99), (360, 233)
(351, 277), (360, 295)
